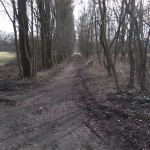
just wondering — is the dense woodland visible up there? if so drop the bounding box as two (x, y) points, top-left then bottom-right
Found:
(77, 0), (150, 91)
(0, 0), (150, 91)
(0, 0), (76, 77)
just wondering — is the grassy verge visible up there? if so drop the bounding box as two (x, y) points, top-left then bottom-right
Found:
(0, 52), (16, 66)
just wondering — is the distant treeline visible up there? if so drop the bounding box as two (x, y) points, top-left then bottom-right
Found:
(0, 41), (15, 52)
(0, 30), (15, 52)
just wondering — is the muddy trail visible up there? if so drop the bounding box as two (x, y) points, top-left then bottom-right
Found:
(0, 57), (108, 150)
(0, 56), (149, 150)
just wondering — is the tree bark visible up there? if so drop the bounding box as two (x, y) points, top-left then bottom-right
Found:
(18, 0), (32, 77)
(127, 0), (135, 88)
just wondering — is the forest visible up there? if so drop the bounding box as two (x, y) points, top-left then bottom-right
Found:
(0, 0), (76, 77)
(0, 0), (150, 150)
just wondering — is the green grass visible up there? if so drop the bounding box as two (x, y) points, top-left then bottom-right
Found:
(0, 52), (16, 66)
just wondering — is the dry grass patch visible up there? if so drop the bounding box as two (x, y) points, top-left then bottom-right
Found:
(0, 52), (16, 66)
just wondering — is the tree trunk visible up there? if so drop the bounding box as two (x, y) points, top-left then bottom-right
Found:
(127, 0), (135, 88)
(18, 0), (32, 77)
(37, 0), (47, 68)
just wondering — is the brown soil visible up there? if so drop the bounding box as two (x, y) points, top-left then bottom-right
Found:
(0, 56), (149, 150)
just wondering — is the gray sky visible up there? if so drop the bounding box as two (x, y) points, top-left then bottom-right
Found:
(0, 0), (88, 33)
(74, 0), (88, 20)
(0, 1), (13, 33)
(0, 0), (148, 33)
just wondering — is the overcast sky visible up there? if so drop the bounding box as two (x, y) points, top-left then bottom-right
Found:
(0, 0), (148, 33)
(0, 3), (14, 33)
(0, 0), (88, 33)
(74, 0), (88, 19)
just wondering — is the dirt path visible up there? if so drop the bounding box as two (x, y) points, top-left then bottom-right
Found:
(0, 57), (108, 150)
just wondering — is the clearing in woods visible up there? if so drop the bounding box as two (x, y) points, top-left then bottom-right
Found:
(0, 52), (16, 66)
